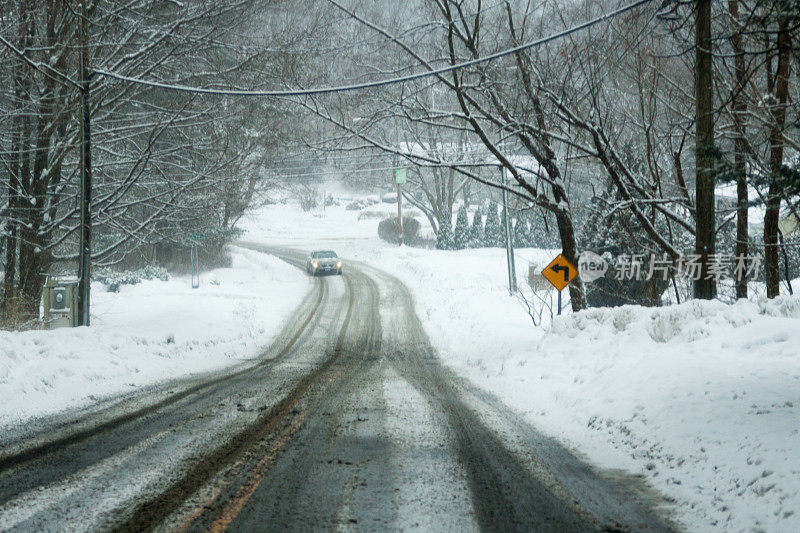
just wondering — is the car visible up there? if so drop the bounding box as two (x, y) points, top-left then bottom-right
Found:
(306, 250), (342, 276)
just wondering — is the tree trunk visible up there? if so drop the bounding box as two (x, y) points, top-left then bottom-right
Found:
(729, 0), (749, 300)
(764, 14), (791, 299)
(1, 1), (30, 318)
(1, 104), (21, 315)
(17, 233), (50, 319)
(1, 226), (18, 316)
(694, 0), (716, 299)
(554, 205), (586, 312)
(12, 2), (68, 320)
(764, 192), (781, 298)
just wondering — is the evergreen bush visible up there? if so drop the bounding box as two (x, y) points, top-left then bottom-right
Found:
(484, 202), (503, 247)
(453, 205), (470, 249)
(470, 210), (484, 247)
(436, 220), (454, 250)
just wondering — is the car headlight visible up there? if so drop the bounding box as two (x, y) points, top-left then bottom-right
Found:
(337, 260), (342, 267)
(312, 261), (318, 268)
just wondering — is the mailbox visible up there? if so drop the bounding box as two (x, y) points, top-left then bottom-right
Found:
(43, 278), (79, 328)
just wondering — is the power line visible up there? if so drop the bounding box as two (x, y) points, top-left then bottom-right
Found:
(92, 0), (655, 97)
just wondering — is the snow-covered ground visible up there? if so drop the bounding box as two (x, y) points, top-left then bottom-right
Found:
(242, 194), (800, 533)
(0, 247), (308, 430)
(2, 188), (797, 532)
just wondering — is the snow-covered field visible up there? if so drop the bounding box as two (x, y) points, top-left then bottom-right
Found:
(243, 194), (800, 533)
(0, 247), (308, 430)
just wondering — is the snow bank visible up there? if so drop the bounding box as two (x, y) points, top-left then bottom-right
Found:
(539, 297), (800, 532)
(0, 247), (308, 429)
(390, 248), (800, 533)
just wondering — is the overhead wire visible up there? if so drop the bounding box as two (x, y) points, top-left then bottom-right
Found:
(0, 0), (658, 218)
(90, 0), (655, 97)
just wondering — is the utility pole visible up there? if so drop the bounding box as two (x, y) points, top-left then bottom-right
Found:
(77, 0), (93, 326)
(395, 117), (403, 246)
(395, 169), (405, 245)
(500, 149), (517, 294)
(396, 178), (403, 246)
(500, 130), (517, 295)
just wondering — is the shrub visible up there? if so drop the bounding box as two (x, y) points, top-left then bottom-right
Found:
(346, 197), (381, 211)
(139, 265), (170, 282)
(294, 185), (319, 211)
(377, 216), (421, 245)
(453, 205), (469, 250)
(94, 266), (170, 293)
(299, 194), (318, 211)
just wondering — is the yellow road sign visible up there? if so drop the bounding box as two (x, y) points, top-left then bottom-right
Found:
(541, 253), (577, 291)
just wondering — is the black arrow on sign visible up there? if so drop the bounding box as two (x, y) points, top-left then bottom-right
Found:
(550, 264), (570, 282)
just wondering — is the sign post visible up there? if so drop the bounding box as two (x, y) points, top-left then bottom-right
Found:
(541, 253), (578, 315)
(189, 233), (203, 289)
(500, 166), (517, 294)
(395, 168), (406, 246)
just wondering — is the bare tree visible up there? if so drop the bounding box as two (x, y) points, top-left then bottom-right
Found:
(0, 0), (317, 321)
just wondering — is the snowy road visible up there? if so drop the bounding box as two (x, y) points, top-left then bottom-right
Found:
(0, 245), (674, 532)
